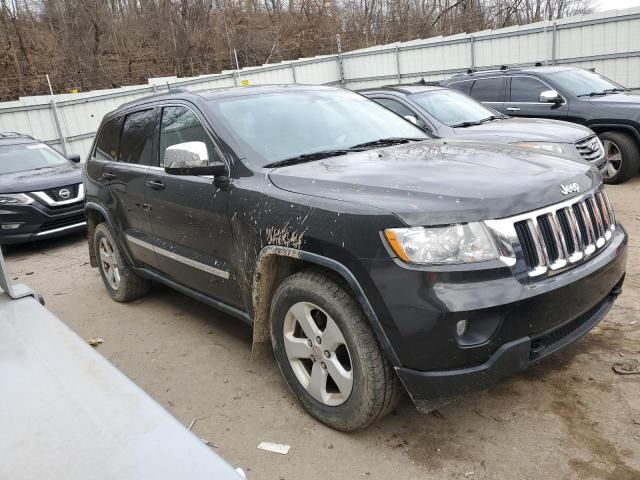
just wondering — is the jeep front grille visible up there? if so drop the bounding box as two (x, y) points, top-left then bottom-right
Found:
(575, 135), (603, 162)
(485, 186), (615, 278)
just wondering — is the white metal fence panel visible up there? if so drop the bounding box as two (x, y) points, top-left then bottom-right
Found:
(1, 7), (639, 160)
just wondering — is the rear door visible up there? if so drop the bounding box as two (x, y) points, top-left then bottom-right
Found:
(468, 77), (507, 114)
(506, 75), (568, 120)
(144, 104), (242, 307)
(111, 108), (158, 266)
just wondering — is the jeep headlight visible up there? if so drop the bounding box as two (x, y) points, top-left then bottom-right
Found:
(511, 142), (570, 156)
(384, 223), (499, 264)
(0, 193), (34, 205)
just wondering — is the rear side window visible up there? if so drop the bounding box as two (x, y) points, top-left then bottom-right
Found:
(470, 78), (506, 102)
(94, 117), (122, 162)
(374, 98), (416, 118)
(448, 80), (473, 95)
(119, 109), (156, 165)
(510, 77), (552, 103)
(159, 106), (222, 167)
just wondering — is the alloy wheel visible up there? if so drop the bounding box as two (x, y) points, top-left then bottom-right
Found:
(603, 139), (622, 179)
(283, 302), (353, 406)
(99, 236), (121, 290)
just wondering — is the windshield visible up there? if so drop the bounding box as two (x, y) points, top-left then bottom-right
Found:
(209, 90), (427, 165)
(0, 142), (70, 175)
(410, 90), (498, 126)
(546, 69), (623, 97)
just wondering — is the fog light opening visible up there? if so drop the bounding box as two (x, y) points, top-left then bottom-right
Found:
(1, 223), (21, 230)
(456, 320), (468, 337)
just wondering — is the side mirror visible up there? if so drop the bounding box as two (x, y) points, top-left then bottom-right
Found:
(68, 153), (81, 163)
(164, 141), (226, 176)
(404, 115), (419, 125)
(539, 90), (562, 104)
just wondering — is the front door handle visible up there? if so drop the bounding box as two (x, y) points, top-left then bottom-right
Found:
(147, 179), (165, 190)
(102, 172), (116, 180)
(506, 107), (521, 112)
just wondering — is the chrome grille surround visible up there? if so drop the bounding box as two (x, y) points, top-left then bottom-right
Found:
(574, 135), (604, 163)
(485, 186), (615, 279)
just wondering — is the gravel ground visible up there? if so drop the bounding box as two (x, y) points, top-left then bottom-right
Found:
(5, 179), (640, 480)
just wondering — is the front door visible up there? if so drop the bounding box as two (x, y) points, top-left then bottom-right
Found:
(145, 104), (242, 307)
(505, 76), (569, 120)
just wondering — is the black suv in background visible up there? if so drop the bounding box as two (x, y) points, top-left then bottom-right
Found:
(442, 66), (640, 184)
(360, 85), (606, 173)
(85, 85), (626, 431)
(0, 133), (85, 253)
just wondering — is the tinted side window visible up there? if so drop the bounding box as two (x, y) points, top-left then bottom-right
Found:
(510, 77), (551, 103)
(119, 109), (156, 165)
(159, 106), (222, 167)
(448, 80), (473, 95)
(470, 78), (506, 102)
(94, 117), (122, 162)
(374, 98), (416, 118)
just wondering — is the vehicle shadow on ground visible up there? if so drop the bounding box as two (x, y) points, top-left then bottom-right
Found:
(3, 231), (88, 260)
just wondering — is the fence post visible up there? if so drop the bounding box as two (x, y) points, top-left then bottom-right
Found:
(336, 34), (345, 87)
(45, 74), (68, 157)
(469, 35), (475, 68)
(291, 63), (297, 83)
(552, 22), (558, 65)
(395, 45), (401, 83)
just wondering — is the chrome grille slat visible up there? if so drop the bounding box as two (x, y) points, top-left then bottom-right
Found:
(574, 135), (604, 163)
(484, 186), (616, 279)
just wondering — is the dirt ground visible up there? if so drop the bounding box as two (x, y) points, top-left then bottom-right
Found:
(5, 179), (640, 480)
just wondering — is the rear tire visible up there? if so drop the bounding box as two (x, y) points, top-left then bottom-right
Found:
(93, 223), (151, 302)
(270, 270), (402, 431)
(599, 131), (640, 184)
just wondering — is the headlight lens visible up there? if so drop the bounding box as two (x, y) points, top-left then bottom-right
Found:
(511, 142), (567, 155)
(384, 223), (499, 264)
(0, 193), (34, 205)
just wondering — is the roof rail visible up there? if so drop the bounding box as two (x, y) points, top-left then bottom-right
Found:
(453, 65), (523, 77)
(0, 132), (34, 140)
(118, 87), (191, 109)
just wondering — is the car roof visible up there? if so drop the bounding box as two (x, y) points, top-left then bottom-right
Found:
(0, 132), (38, 147)
(115, 84), (341, 112)
(359, 85), (447, 95)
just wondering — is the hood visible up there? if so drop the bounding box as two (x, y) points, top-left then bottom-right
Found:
(587, 92), (640, 106)
(0, 163), (82, 194)
(268, 139), (599, 226)
(451, 117), (592, 143)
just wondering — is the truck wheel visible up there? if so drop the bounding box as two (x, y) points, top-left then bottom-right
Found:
(599, 131), (640, 184)
(270, 270), (402, 431)
(93, 223), (151, 302)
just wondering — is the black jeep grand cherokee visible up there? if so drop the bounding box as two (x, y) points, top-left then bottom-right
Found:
(85, 85), (627, 431)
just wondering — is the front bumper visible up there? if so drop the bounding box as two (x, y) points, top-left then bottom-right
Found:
(0, 201), (86, 245)
(362, 224), (627, 402)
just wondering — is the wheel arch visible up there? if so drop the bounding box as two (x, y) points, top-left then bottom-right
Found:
(251, 246), (401, 366)
(589, 123), (640, 146)
(84, 202), (132, 268)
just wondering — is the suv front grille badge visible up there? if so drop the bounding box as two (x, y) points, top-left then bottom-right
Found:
(31, 183), (85, 207)
(575, 135), (604, 163)
(485, 186), (615, 278)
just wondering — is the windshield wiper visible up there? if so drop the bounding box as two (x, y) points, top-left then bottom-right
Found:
(577, 91), (609, 97)
(603, 88), (628, 93)
(264, 149), (363, 168)
(478, 115), (504, 123)
(349, 137), (424, 149)
(450, 120), (482, 128)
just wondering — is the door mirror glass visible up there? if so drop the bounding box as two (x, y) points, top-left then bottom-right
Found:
(539, 89), (562, 103)
(404, 115), (419, 125)
(67, 153), (81, 163)
(164, 141), (226, 176)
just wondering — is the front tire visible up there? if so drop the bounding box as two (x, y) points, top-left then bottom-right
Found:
(599, 131), (640, 184)
(270, 270), (402, 431)
(93, 223), (151, 302)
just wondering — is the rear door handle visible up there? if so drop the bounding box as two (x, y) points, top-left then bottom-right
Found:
(506, 107), (520, 112)
(102, 172), (116, 180)
(147, 179), (165, 190)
